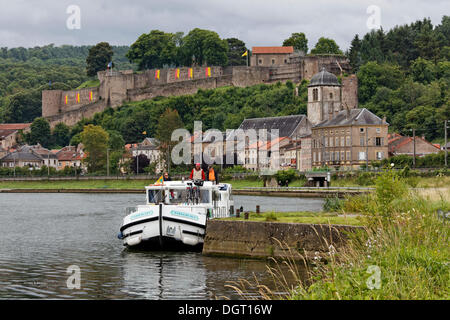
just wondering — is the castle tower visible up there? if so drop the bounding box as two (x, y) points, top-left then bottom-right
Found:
(307, 68), (342, 126)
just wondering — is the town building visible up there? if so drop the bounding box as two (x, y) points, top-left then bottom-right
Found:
(131, 138), (163, 172)
(311, 108), (389, 169)
(55, 146), (85, 170)
(0, 123), (31, 150)
(250, 46), (294, 67)
(0, 149), (44, 168)
(388, 133), (441, 157)
(21, 144), (59, 168)
(236, 115), (312, 171)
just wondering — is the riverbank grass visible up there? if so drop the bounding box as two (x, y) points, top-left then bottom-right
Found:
(220, 211), (362, 226)
(289, 170), (450, 300)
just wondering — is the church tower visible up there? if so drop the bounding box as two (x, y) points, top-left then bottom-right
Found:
(307, 68), (343, 126)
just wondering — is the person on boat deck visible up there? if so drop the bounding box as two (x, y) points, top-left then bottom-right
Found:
(189, 163), (205, 180)
(163, 171), (171, 181)
(207, 165), (219, 184)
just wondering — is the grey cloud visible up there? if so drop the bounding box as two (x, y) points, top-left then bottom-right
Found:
(0, 0), (448, 51)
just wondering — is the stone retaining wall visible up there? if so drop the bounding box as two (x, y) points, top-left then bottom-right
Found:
(203, 220), (363, 260)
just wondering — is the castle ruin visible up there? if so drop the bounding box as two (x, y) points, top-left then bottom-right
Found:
(42, 53), (356, 128)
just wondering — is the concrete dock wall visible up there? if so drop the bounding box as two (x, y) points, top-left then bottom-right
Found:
(202, 220), (362, 260)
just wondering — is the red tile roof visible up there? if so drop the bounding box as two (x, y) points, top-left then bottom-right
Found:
(0, 123), (31, 130)
(252, 46), (294, 54)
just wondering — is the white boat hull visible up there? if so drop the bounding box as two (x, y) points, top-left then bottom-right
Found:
(119, 204), (207, 249)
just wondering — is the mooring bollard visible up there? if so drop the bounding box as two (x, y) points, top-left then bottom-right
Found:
(244, 212), (249, 220)
(236, 209), (240, 218)
(256, 205), (260, 214)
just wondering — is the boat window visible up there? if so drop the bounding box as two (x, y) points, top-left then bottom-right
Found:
(148, 190), (163, 204)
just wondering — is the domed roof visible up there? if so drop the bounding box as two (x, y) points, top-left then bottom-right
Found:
(308, 67), (340, 87)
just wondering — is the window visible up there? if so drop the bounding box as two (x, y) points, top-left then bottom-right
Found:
(329, 92), (333, 99)
(376, 127), (381, 133)
(341, 151), (345, 161)
(360, 137), (365, 146)
(330, 137), (333, 147)
(284, 59), (288, 64)
(341, 137), (345, 146)
(358, 152), (366, 160)
(335, 151), (340, 161)
(258, 59), (263, 64)
(313, 152), (316, 162)
(375, 137), (382, 146)
(346, 151), (351, 161)
(360, 127), (365, 133)
(346, 136), (351, 146)
(376, 151), (384, 160)
(312, 88), (319, 101)
(335, 137), (339, 147)
(271, 59), (275, 65)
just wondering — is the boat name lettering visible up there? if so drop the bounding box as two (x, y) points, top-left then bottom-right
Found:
(169, 210), (199, 221)
(130, 211), (154, 220)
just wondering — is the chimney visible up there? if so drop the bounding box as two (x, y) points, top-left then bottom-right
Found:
(382, 116), (387, 124)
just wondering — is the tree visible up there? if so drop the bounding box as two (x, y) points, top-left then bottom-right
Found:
(26, 117), (52, 147)
(126, 30), (178, 70)
(282, 33), (308, 54)
(411, 58), (436, 84)
(310, 37), (343, 55)
(225, 38), (248, 66)
(80, 124), (109, 173)
(347, 34), (362, 71)
(3, 89), (41, 123)
(86, 42), (114, 77)
(180, 28), (228, 66)
(52, 122), (71, 147)
(131, 154), (150, 174)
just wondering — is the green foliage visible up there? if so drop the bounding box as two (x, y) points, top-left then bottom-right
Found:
(180, 28), (229, 66)
(356, 172), (375, 186)
(80, 124), (109, 173)
(323, 196), (344, 212)
(292, 187), (450, 300)
(0, 44), (133, 124)
(225, 38), (248, 66)
(52, 122), (71, 148)
(275, 169), (297, 184)
(310, 37), (343, 55)
(282, 33), (308, 53)
(126, 30), (178, 70)
(86, 42), (113, 77)
(25, 117), (52, 147)
(381, 152), (447, 168)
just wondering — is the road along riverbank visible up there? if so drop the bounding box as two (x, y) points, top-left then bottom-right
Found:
(202, 220), (363, 260)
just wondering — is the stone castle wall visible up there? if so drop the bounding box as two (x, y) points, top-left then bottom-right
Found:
(43, 55), (354, 128)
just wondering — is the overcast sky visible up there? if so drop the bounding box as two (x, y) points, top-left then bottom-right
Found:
(0, 0), (448, 51)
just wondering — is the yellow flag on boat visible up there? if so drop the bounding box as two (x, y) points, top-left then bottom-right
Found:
(242, 50), (248, 57)
(153, 175), (164, 185)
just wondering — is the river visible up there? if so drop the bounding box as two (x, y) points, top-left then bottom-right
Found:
(0, 193), (323, 299)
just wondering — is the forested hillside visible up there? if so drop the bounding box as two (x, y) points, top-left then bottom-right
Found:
(348, 16), (450, 142)
(0, 44), (133, 123)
